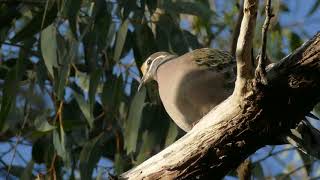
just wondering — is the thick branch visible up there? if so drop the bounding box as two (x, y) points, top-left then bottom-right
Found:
(234, 0), (258, 98)
(120, 33), (320, 180)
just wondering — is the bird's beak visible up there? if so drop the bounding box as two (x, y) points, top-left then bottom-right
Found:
(138, 76), (146, 92)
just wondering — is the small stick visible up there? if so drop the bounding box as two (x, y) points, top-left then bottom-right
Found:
(256, 0), (274, 84)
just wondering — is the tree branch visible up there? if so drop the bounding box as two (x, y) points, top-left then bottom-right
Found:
(121, 33), (320, 179)
(234, 0), (258, 99)
(255, 0), (274, 84)
(231, 0), (244, 57)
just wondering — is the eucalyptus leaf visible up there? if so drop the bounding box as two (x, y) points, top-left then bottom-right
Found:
(11, 3), (58, 43)
(114, 19), (129, 62)
(89, 69), (102, 112)
(53, 128), (69, 164)
(41, 24), (58, 77)
(252, 162), (264, 179)
(53, 64), (69, 100)
(124, 88), (146, 154)
(79, 132), (108, 179)
(73, 90), (94, 128)
(64, 0), (81, 39)
(34, 113), (56, 132)
(289, 32), (302, 51)
(76, 71), (90, 92)
(165, 122), (179, 147)
(136, 131), (157, 164)
(21, 161), (34, 180)
(0, 56), (25, 130)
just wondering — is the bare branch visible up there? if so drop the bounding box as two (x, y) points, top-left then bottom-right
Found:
(231, 0), (244, 57)
(234, 0), (258, 98)
(255, 0), (274, 84)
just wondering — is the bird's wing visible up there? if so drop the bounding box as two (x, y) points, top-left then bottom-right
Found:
(192, 48), (235, 72)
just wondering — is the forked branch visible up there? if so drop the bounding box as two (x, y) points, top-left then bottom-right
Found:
(234, 0), (258, 98)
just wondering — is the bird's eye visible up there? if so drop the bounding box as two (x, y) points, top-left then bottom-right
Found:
(147, 60), (152, 65)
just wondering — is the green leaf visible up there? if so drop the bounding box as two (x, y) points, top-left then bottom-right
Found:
(0, 69), (16, 130)
(289, 32), (302, 51)
(89, 69), (102, 112)
(73, 90), (94, 128)
(21, 161), (34, 180)
(76, 71), (90, 92)
(165, 122), (179, 147)
(101, 75), (123, 114)
(92, 2), (112, 51)
(53, 128), (69, 164)
(53, 64), (69, 100)
(182, 30), (202, 49)
(170, 27), (189, 55)
(114, 19), (129, 62)
(252, 162), (264, 179)
(0, 56), (26, 130)
(124, 88), (146, 154)
(34, 112), (56, 132)
(36, 59), (49, 90)
(6, 166), (25, 178)
(0, 5), (22, 31)
(136, 131), (157, 164)
(313, 102), (320, 117)
(64, 0), (81, 39)
(11, 4), (58, 43)
(146, 0), (157, 14)
(133, 23), (157, 64)
(114, 153), (127, 175)
(79, 132), (108, 179)
(41, 24), (58, 77)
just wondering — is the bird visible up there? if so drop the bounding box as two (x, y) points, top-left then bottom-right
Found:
(138, 48), (320, 160)
(138, 48), (236, 132)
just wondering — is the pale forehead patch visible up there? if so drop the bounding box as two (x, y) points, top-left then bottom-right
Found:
(140, 60), (149, 75)
(140, 53), (171, 75)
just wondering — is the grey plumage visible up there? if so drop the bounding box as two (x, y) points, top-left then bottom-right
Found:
(139, 48), (235, 131)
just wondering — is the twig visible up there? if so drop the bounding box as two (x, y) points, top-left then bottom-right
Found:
(6, 102), (30, 179)
(280, 160), (315, 180)
(231, 0), (244, 57)
(253, 146), (296, 164)
(255, 0), (274, 84)
(7, 141), (28, 165)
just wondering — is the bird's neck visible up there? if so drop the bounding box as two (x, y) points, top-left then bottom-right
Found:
(154, 55), (177, 80)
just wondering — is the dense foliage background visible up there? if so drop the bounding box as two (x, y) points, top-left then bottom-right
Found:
(0, 0), (320, 179)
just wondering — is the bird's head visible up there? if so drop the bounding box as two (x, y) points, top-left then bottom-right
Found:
(138, 52), (177, 91)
